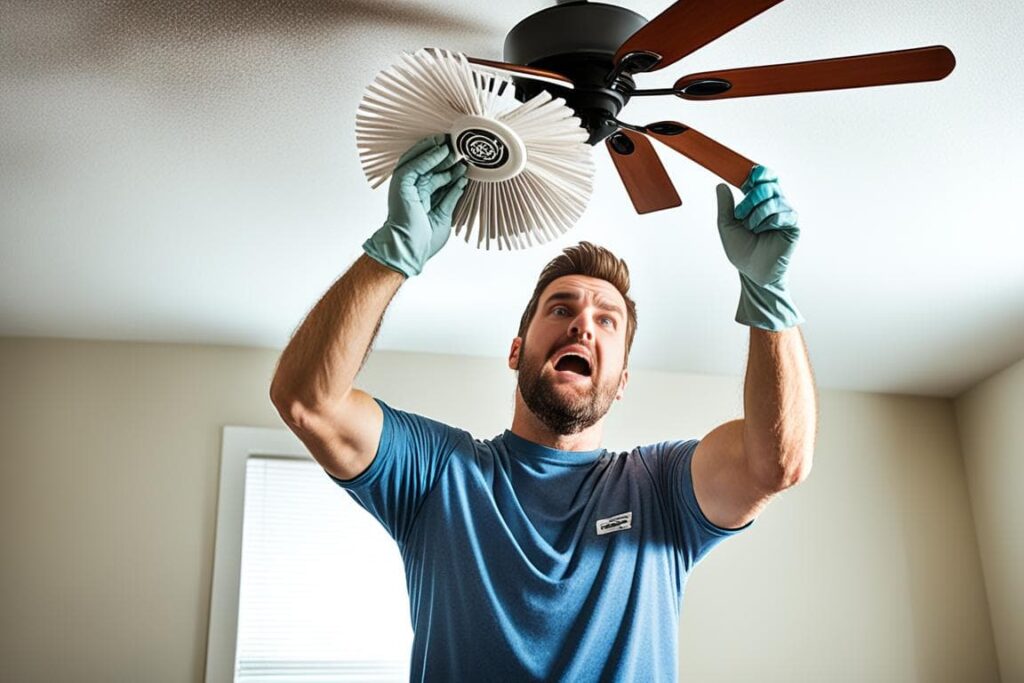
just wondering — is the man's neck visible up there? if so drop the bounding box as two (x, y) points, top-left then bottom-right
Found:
(509, 390), (605, 451)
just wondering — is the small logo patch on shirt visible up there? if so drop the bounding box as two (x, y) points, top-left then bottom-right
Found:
(596, 512), (633, 536)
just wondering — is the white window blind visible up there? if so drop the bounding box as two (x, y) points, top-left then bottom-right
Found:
(234, 455), (413, 682)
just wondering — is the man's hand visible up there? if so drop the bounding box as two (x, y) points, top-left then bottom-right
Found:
(715, 166), (805, 331)
(362, 135), (469, 278)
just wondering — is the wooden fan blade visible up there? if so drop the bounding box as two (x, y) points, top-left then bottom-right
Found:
(644, 122), (755, 188)
(465, 57), (575, 88)
(606, 130), (681, 214)
(674, 45), (956, 99)
(613, 0), (784, 74)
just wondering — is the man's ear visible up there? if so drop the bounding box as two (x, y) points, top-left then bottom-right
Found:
(508, 337), (522, 370)
(616, 367), (629, 400)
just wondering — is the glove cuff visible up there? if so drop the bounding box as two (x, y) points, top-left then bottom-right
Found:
(362, 221), (420, 278)
(736, 273), (805, 331)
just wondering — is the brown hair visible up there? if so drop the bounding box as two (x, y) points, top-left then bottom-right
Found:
(517, 241), (638, 364)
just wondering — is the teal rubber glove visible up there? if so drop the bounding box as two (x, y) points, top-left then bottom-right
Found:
(715, 165), (805, 331)
(362, 134), (469, 278)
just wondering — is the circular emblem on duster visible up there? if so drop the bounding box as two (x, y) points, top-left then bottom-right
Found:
(456, 129), (509, 169)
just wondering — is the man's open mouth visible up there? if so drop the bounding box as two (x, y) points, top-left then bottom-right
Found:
(553, 353), (592, 377)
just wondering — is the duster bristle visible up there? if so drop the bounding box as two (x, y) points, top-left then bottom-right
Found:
(355, 48), (594, 250)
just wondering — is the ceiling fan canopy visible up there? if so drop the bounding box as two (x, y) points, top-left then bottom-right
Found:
(463, 0), (956, 214)
(502, 1), (649, 144)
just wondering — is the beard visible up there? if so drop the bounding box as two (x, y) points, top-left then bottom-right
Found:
(516, 338), (623, 436)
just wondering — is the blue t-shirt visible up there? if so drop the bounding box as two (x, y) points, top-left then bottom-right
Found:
(327, 398), (752, 682)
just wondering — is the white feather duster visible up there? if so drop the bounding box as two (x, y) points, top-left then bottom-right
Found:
(356, 48), (594, 250)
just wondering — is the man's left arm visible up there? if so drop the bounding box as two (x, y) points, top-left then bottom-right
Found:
(692, 167), (818, 530)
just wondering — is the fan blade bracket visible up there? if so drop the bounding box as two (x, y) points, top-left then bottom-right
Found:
(608, 132), (636, 155)
(617, 50), (663, 75)
(645, 122), (689, 136)
(675, 78), (733, 97)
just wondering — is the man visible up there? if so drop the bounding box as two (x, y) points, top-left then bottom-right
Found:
(270, 135), (817, 681)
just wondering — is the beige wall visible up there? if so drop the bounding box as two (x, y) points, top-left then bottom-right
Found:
(0, 337), (1002, 682)
(955, 357), (1024, 683)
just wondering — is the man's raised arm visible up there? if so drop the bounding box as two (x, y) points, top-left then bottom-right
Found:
(270, 135), (468, 480)
(692, 166), (817, 529)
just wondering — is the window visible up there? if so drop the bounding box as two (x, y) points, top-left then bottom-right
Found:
(206, 427), (412, 682)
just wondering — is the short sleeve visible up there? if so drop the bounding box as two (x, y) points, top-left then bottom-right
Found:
(643, 439), (753, 570)
(325, 398), (466, 546)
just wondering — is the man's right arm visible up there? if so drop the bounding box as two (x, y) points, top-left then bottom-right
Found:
(270, 135), (467, 481)
(270, 254), (405, 481)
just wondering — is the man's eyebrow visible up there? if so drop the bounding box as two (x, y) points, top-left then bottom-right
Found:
(544, 291), (625, 317)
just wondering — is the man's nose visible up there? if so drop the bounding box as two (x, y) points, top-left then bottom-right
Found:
(569, 313), (595, 341)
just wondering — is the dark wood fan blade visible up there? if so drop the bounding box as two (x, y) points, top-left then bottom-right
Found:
(606, 130), (682, 214)
(674, 45), (956, 99)
(613, 0), (784, 74)
(465, 57), (575, 88)
(644, 122), (755, 188)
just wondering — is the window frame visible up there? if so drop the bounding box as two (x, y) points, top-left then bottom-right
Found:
(205, 425), (311, 682)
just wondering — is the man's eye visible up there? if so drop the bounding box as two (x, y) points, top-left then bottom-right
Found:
(600, 317), (615, 328)
(552, 306), (568, 316)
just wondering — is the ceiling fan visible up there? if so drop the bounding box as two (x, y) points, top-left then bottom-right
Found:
(459, 0), (956, 214)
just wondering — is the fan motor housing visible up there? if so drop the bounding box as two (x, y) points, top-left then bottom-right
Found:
(503, 1), (648, 144)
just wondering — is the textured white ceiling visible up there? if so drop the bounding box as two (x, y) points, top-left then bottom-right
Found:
(2, 0), (1022, 397)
